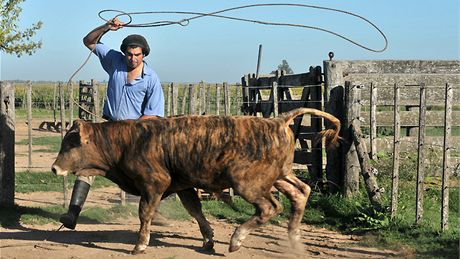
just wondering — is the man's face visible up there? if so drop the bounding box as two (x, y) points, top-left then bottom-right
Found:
(125, 46), (144, 69)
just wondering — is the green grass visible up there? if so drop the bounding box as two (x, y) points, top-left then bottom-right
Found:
(16, 136), (62, 153)
(0, 204), (138, 227)
(15, 171), (116, 193)
(156, 197), (192, 221)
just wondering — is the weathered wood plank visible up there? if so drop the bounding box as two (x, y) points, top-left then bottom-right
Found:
(416, 84), (427, 225)
(338, 60), (460, 74)
(347, 74), (460, 88)
(59, 83), (69, 207)
(343, 82), (361, 196)
(188, 84), (196, 115)
(224, 82), (230, 116)
(272, 82), (278, 117)
(0, 81), (15, 206)
(391, 83), (401, 218)
(367, 136), (460, 152)
(92, 80), (99, 122)
(360, 84), (460, 106)
(351, 121), (383, 211)
(360, 110), (460, 127)
(27, 82), (33, 169)
(441, 84), (453, 231)
(256, 72), (310, 87)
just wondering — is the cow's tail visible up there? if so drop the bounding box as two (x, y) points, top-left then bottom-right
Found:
(281, 108), (341, 149)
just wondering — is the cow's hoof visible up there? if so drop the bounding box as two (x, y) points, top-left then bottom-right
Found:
(131, 246), (146, 255)
(228, 243), (241, 253)
(289, 235), (302, 251)
(201, 241), (215, 253)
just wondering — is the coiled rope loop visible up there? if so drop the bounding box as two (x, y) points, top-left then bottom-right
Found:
(98, 3), (388, 53)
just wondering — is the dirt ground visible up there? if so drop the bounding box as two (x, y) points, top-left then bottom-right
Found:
(2, 119), (405, 258)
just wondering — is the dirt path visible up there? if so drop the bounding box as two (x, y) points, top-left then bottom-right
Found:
(2, 188), (403, 259)
(1, 221), (403, 259)
(5, 119), (404, 258)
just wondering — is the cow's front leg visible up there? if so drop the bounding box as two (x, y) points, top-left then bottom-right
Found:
(132, 190), (162, 254)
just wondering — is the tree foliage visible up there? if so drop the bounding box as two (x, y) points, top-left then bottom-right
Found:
(0, 0), (42, 57)
(271, 59), (294, 75)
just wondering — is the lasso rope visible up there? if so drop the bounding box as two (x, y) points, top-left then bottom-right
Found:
(67, 3), (388, 121)
(98, 3), (388, 53)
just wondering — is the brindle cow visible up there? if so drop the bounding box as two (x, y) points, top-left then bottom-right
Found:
(51, 108), (340, 254)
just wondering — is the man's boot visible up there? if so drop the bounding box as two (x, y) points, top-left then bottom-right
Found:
(59, 180), (90, 229)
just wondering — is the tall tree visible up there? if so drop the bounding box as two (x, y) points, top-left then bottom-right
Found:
(271, 59), (294, 75)
(0, 0), (42, 57)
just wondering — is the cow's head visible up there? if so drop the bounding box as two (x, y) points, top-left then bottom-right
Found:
(51, 119), (101, 176)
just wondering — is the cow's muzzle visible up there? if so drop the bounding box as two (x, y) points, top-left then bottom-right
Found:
(51, 164), (69, 176)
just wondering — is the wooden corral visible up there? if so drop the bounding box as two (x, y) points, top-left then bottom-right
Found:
(324, 59), (460, 228)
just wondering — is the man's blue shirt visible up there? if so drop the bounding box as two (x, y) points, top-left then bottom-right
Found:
(94, 43), (164, 120)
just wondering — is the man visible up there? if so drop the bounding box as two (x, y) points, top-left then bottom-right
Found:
(59, 17), (168, 229)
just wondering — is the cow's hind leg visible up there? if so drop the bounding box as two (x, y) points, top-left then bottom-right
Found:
(274, 174), (311, 249)
(177, 188), (215, 252)
(229, 191), (282, 252)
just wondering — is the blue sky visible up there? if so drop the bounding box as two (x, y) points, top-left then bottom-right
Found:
(1, 0), (459, 83)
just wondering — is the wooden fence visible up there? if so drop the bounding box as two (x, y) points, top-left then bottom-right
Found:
(323, 60), (460, 231)
(340, 81), (459, 230)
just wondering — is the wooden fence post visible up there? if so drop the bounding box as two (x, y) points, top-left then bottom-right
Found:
(169, 83), (176, 116)
(216, 84), (221, 115)
(181, 84), (189, 115)
(69, 82), (74, 126)
(415, 83), (427, 225)
(91, 79), (99, 122)
(206, 84), (212, 115)
(0, 81), (15, 206)
(59, 82), (69, 207)
(391, 83), (401, 218)
(369, 82), (377, 159)
(27, 81), (33, 170)
(324, 61), (345, 194)
(188, 84), (196, 115)
(199, 82), (205, 115)
(53, 83), (57, 124)
(224, 82), (230, 116)
(173, 83), (178, 116)
(167, 83), (172, 117)
(236, 84), (241, 115)
(441, 83), (453, 231)
(343, 82), (361, 196)
(350, 121), (383, 211)
(272, 82), (278, 117)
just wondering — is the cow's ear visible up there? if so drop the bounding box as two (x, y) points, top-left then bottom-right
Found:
(68, 119), (83, 133)
(77, 120), (91, 144)
(65, 120), (82, 136)
(74, 119), (84, 127)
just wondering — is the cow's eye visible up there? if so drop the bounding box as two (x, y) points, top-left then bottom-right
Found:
(60, 131), (82, 152)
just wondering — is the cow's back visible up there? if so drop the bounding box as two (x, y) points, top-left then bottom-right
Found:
(136, 116), (295, 190)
